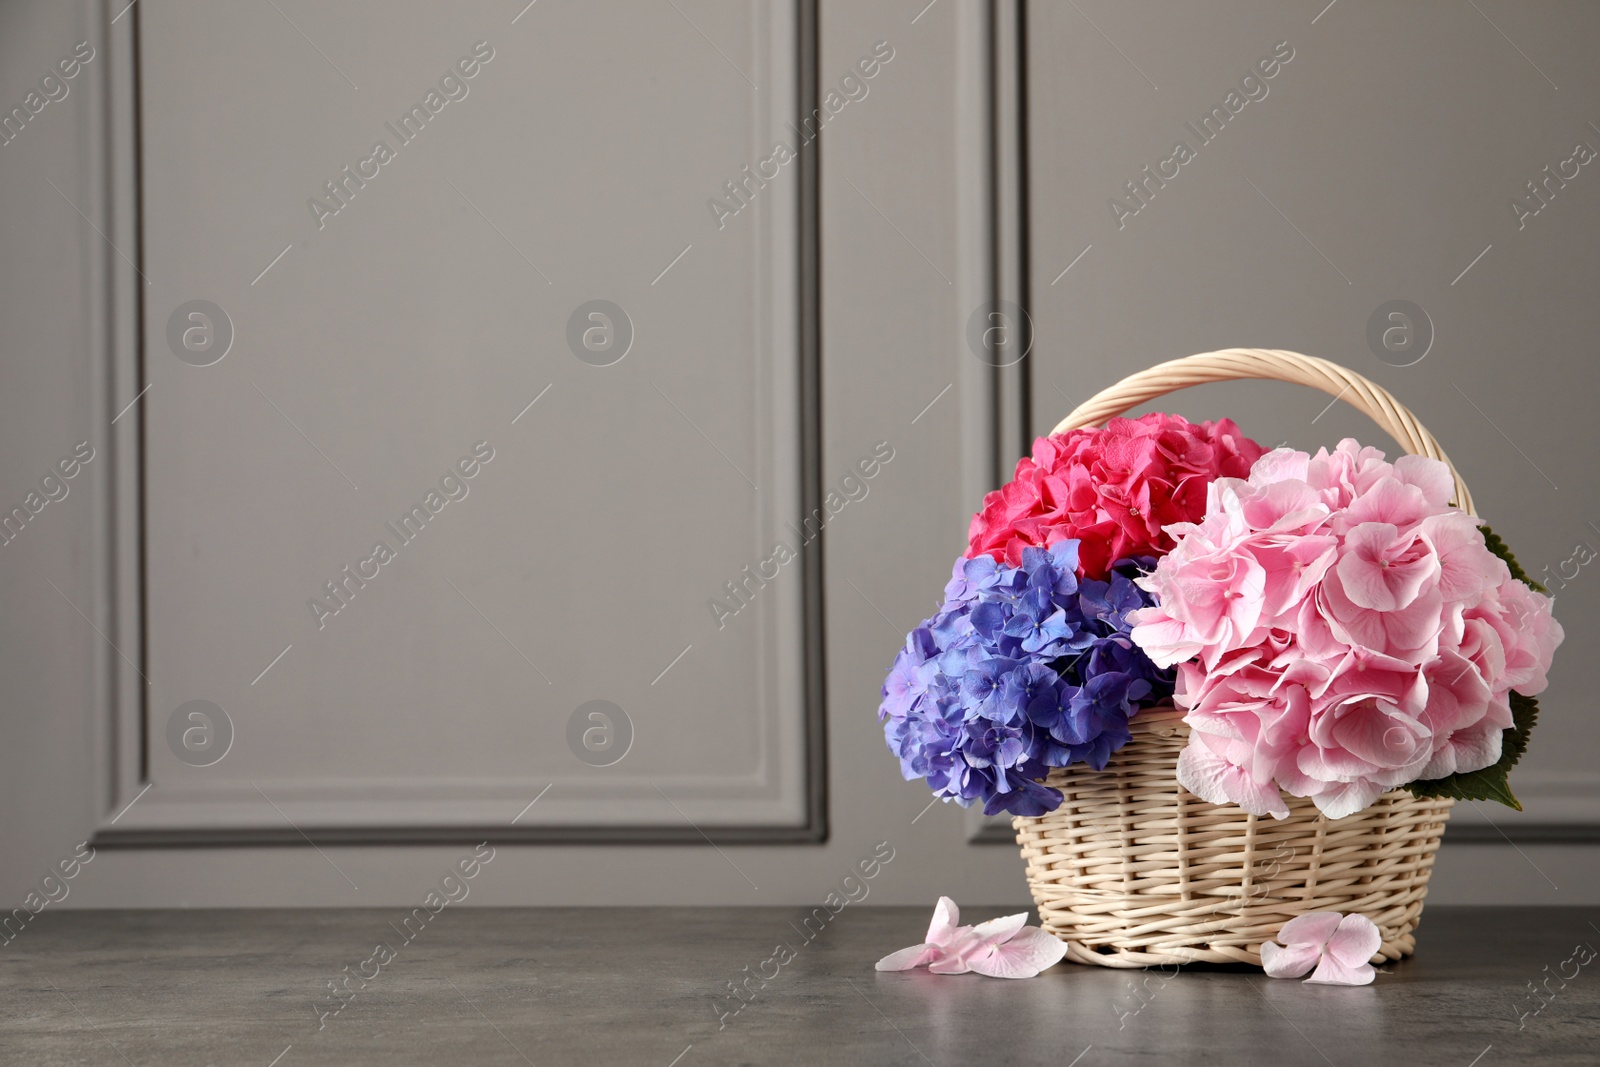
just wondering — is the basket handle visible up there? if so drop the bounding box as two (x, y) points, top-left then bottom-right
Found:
(1051, 348), (1475, 517)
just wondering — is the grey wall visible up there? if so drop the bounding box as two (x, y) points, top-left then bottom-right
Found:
(0, 0), (1595, 910)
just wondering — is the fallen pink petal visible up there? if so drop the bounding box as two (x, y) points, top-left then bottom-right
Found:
(876, 898), (1068, 979)
(1262, 911), (1380, 986)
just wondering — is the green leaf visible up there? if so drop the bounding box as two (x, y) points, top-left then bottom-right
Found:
(1479, 522), (1545, 593)
(1405, 692), (1538, 810)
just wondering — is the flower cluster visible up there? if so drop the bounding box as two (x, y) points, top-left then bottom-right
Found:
(1262, 911), (1382, 986)
(967, 413), (1266, 579)
(879, 541), (1174, 816)
(876, 897), (1067, 979)
(1131, 440), (1564, 819)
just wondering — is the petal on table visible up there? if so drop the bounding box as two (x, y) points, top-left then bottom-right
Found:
(875, 943), (941, 972)
(967, 928), (1069, 979)
(1276, 911), (1343, 947)
(927, 946), (973, 975)
(1261, 939), (1323, 979)
(927, 897), (961, 946)
(970, 911), (1030, 947)
(1325, 914), (1382, 967)
(1305, 951), (1376, 986)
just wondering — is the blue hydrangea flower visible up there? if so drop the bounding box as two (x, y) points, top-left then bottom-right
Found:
(878, 542), (1174, 817)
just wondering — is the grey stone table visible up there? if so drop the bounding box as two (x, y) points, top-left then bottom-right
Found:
(3, 907), (1596, 1065)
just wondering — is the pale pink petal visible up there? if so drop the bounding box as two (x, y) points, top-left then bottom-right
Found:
(927, 927), (982, 973)
(966, 928), (1068, 979)
(1255, 534), (1338, 618)
(1237, 478), (1326, 532)
(969, 912), (1030, 947)
(1175, 739), (1237, 805)
(1293, 743), (1370, 784)
(1417, 512), (1496, 602)
(1249, 448), (1310, 486)
(1130, 614), (1202, 668)
(1493, 580), (1564, 695)
(1419, 651), (1493, 740)
(875, 943), (941, 971)
(1388, 588), (1447, 655)
(1422, 718), (1504, 780)
(1346, 478), (1429, 530)
(1417, 741), (1459, 781)
(1392, 453), (1456, 508)
(1275, 911), (1343, 948)
(1336, 523), (1440, 611)
(1305, 951), (1376, 985)
(1261, 939), (1323, 978)
(927, 947), (973, 974)
(1309, 778), (1386, 820)
(1329, 701), (1426, 770)
(1323, 573), (1444, 663)
(1177, 739), (1290, 818)
(926, 896), (961, 945)
(1324, 914), (1382, 967)
(1336, 523), (1401, 608)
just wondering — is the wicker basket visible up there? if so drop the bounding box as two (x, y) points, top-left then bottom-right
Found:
(1012, 348), (1459, 968)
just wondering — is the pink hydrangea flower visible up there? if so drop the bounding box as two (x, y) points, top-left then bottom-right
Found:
(1262, 911), (1382, 985)
(875, 897), (1067, 979)
(1131, 440), (1563, 819)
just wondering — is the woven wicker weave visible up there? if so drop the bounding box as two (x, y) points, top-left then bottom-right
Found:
(1012, 348), (1458, 968)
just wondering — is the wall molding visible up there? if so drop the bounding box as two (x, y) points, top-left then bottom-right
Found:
(89, 0), (152, 845)
(962, 0), (1034, 846)
(90, 0), (828, 849)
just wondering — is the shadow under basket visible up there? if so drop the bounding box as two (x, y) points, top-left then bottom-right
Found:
(1011, 711), (1454, 968)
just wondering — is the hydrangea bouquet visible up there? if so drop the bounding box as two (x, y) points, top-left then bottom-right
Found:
(879, 413), (1265, 816)
(879, 414), (1563, 822)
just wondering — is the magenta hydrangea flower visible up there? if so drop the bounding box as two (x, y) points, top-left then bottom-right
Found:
(966, 413), (1266, 579)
